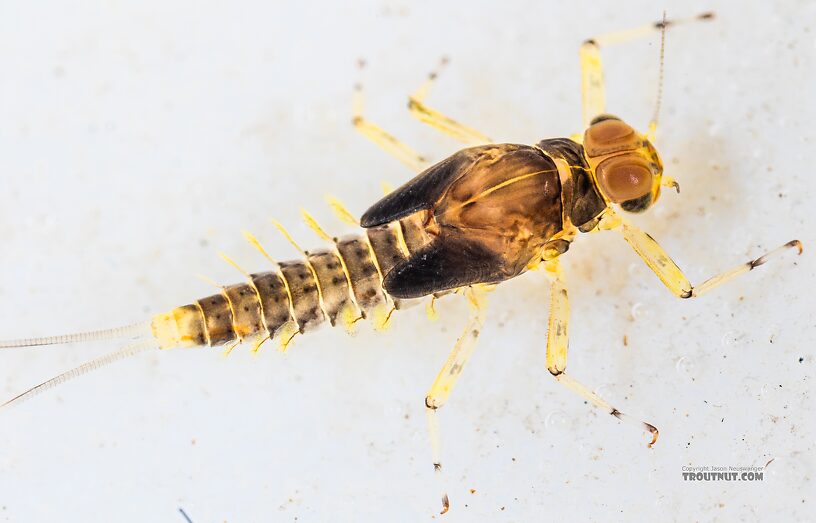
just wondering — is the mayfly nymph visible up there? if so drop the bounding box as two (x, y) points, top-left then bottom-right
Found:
(0, 12), (802, 514)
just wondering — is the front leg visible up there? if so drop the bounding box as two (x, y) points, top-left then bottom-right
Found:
(579, 12), (715, 131)
(602, 212), (803, 298)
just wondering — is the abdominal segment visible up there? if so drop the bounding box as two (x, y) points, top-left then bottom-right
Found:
(150, 218), (431, 350)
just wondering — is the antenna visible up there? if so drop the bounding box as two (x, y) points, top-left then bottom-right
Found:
(648, 11), (668, 139)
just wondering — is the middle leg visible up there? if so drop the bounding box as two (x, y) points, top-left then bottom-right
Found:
(544, 260), (659, 446)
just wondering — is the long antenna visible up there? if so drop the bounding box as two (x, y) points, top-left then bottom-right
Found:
(649, 11), (668, 138)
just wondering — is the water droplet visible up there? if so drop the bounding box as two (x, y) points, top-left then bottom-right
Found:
(757, 383), (769, 399)
(574, 435), (593, 455)
(653, 495), (664, 509)
(594, 385), (613, 401)
(545, 410), (568, 430)
(676, 356), (696, 379)
(630, 302), (654, 322)
(720, 330), (740, 348)
(767, 453), (813, 489)
(741, 376), (759, 395)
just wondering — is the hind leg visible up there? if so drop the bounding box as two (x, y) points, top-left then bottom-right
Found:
(424, 286), (487, 514)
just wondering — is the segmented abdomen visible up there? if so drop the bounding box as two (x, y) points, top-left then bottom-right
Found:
(151, 214), (433, 349)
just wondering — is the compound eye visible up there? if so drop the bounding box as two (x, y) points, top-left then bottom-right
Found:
(583, 119), (638, 157)
(596, 155), (652, 203)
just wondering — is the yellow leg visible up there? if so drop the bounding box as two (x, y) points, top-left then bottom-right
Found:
(580, 12), (715, 130)
(408, 57), (492, 146)
(425, 287), (487, 514)
(544, 260), (659, 447)
(352, 62), (428, 172)
(579, 40), (606, 130)
(604, 212), (803, 298)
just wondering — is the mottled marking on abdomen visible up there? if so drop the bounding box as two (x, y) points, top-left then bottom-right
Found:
(307, 250), (359, 326)
(366, 222), (411, 309)
(152, 230), (429, 350)
(279, 261), (325, 333)
(366, 223), (408, 277)
(196, 294), (235, 346)
(222, 283), (265, 339)
(335, 236), (386, 313)
(251, 271), (292, 336)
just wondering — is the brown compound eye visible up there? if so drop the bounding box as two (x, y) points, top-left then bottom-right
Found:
(583, 118), (639, 157)
(596, 154), (653, 203)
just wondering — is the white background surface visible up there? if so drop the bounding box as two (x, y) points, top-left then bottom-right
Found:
(0, 1), (814, 522)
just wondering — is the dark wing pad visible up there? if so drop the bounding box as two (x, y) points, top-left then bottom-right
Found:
(360, 149), (480, 228)
(382, 231), (509, 299)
